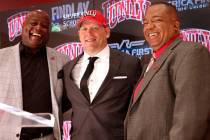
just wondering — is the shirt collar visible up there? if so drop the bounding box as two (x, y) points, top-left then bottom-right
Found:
(19, 42), (46, 55)
(83, 45), (110, 61)
(153, 34), (180, 59)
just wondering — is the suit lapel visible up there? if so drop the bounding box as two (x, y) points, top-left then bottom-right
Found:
(46, 48), (58, 115)
(68, 54), (92, 104)
(47, 47), (58, 90)
(68, 54), (82, 78)
(46, 48), (63, 139)
(139, 64), (148, 80)
(131, 39), (182, 107)
(92, 49), (121, 103)
(12, 44), (23, 108)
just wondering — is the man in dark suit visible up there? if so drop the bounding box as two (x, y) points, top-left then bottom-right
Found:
(62, 10), (142, 140)
(124, 2), (210, 140)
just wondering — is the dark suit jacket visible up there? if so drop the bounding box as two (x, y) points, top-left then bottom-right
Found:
(124, 38), (210, 140)
(63, 48), (142, 140)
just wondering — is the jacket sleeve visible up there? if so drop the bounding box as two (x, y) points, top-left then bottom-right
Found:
(169, 45), (210, 140)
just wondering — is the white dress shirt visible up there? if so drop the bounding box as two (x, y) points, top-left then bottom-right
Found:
(72, 46), (110, 102)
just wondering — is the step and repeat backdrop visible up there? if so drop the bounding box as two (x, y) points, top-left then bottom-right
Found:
(0, 0), (210, 63)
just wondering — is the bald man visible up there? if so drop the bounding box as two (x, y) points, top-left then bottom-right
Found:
(124, 2), (210, 140)
(0, 10), (69, 140)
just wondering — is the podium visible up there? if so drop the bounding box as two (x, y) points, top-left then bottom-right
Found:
(0, 102), (55, 127)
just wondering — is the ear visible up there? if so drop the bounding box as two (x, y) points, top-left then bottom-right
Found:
(22, 20), (26, 28)
(105, 27), (110, 38)
(174, 20), (180, 33)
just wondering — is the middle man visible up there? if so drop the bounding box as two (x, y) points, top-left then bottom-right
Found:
(63, 10), (142, 140)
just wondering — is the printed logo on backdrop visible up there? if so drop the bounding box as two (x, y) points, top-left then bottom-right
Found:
(7, 11), (29, 41)
(55, 42), (83, 60)
(56, 39), (152, 60)
(169, 0), (209, 11)
(102, 0), (151, 29)
(181, 28), (210, 52)
(109, 39), (152, 58)
(51, 0), (90, 32)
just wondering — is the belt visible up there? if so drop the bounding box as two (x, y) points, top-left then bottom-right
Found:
(20, 127), (53, 139)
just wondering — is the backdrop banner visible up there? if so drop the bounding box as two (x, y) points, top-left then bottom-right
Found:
(0, 0), (210, 65)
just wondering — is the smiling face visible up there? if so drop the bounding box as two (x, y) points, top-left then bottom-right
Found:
(21, 10), (50, 49)
(78, 20), (110, 56)
(143, 4), (180, 51)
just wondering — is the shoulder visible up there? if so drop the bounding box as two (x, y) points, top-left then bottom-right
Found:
(175, 40), (207, 51)
(171, 40), (210, 69)
(0, 43), (18, 51)
(173, 40), (209, 57)
(110, 48), (142, 69)
(63, 54), (82, 71)
(46, 47), (63, 56)
(0, 43), (19, 56)
(46, 47), (70, 62)
(110, 48), (140, 61)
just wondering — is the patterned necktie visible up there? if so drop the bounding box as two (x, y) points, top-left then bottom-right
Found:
(145, 54), (156, 74)
(80, 57), (98, 102)
(133, 54), (156, 99)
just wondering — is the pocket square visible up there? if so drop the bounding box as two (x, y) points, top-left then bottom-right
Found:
(113, 76), (127, 79)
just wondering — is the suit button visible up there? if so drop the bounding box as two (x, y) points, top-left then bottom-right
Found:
(16, 133), (20, 137)
(89, 106), (93, 110)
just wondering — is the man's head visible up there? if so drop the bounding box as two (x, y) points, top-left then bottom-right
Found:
(21, 10), (50, 49)
(143, 2), (180, 51)
(77, 10), (110, 56)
